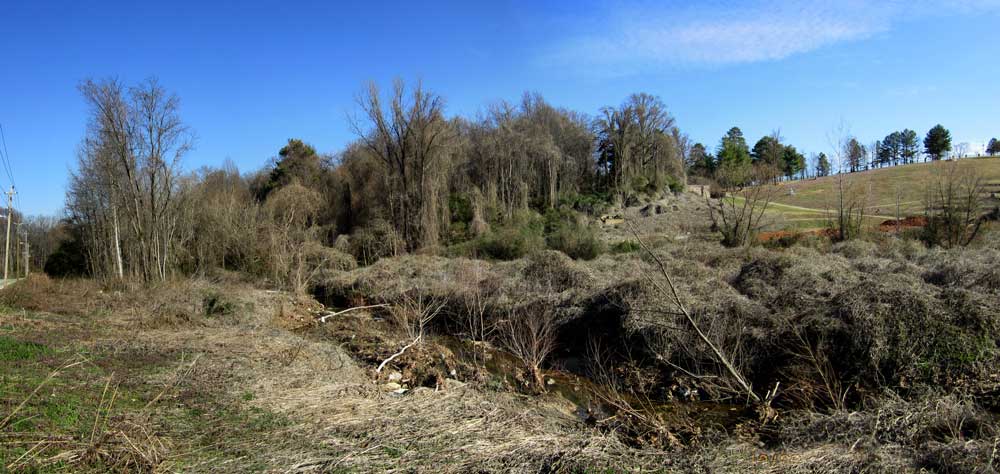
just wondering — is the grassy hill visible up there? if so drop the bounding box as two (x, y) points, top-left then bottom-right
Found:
(759, 156), (1000, 230)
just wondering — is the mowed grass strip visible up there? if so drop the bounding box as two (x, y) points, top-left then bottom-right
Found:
(724, 157), (1000, 231)
(769, 156), (1000, 213)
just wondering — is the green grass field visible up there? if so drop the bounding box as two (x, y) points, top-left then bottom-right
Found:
(756, 156), (1000, 231)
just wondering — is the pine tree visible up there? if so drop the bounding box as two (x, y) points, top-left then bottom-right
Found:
(988, 138), (1000, 157)
(816, 152), (831, 177)
(717, 127), (751, 169)
(901, 129), (920, 164)
(924, 125), (952, 161)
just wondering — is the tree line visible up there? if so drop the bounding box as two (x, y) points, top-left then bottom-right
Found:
(52, 78), (690, 287)
(687, 122), (994, 186)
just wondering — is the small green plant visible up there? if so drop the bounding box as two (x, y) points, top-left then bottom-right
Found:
(202, 292), (237, 317)
(610, 240), (641, 254)
(0, 336), (49, 361)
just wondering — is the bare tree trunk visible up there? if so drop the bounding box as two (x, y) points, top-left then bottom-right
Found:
(112, 206), (124, 280)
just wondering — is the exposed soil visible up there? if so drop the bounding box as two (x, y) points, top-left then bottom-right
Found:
(879, 215), (929, 232)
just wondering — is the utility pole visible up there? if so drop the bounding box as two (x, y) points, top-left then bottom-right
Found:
(23, 232), (29, 278)
(3, 186), (14, 282)
(14, 223), (21, 278)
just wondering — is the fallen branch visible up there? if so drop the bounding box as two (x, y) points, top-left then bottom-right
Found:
(317, 304), (390, 323)
(376, 334), (421, 373)
(627, 220), (761, 404)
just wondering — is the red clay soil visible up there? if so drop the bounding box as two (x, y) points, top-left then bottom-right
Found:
(878, 215), (928, 232)
(758, 217), (926, 243)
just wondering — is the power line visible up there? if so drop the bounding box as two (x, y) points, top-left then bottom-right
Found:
(0, 126), (10, 192)
(0, 124), (23, 214)
(0, 124), (16, 190)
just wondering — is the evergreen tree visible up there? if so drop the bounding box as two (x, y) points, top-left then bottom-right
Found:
(782, 145), (805, 179)
(900, 129), (920, 164)
(688, 142), (716, 176)
(924, 125), (952, 161)
(881, 131), (904, 166)
(751, 134), (783, 167)
(988, 138), (1000, 157)
(716, 127), (751, 169)
(847, 138), (866, 172)
(816, 152), (831, 177)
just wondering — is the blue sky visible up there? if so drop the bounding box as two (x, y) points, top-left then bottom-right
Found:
(2, 0), (999, 215)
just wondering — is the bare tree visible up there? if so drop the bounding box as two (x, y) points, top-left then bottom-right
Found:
(68, 78), (193, 284)
(501, 306), (558, 391)
(464, 94), (593, 219)
(922, 161), (987, 248)
(596, 93), (685, 200)
(829, 173), (871, 241)
(351, 80), (454, 250)
(262, 182), (326, 294)
(827, 123), (871, 241)
(707, 165), (775, 247)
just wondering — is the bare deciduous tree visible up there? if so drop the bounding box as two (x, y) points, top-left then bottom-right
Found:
(68, 78), (193, 284)
(922, 161), (987, 248)
(351, 80), (454, 250)
(707, 165), (775, 247)
(596, 93), (686, 200)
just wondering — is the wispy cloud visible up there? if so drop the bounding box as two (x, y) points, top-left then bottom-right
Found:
(545, 0), (1000, 72)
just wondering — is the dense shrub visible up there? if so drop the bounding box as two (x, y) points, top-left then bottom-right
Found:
(543, 207), (604, 260)
(558, 192), (611, 216)
(44, 237), (90, 277)
(817, 277), (997, 385)
(456, 210), (545, 260)
(522, 250), (593, 292)
(609, 240), (642, 254)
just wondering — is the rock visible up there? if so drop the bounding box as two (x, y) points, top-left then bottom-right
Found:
(546, 378), (556, 386)
(390, 388), (408, 396)
(442, 378), (466, 390)
(388, 371), (403, 382)
(383, 382), (402, 391)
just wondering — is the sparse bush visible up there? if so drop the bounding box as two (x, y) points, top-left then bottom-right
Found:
(708, 165), (776, 247)
(921, 161), (987, 249)
(501, 305), (558, 392)
(351, 218), (405, 265)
